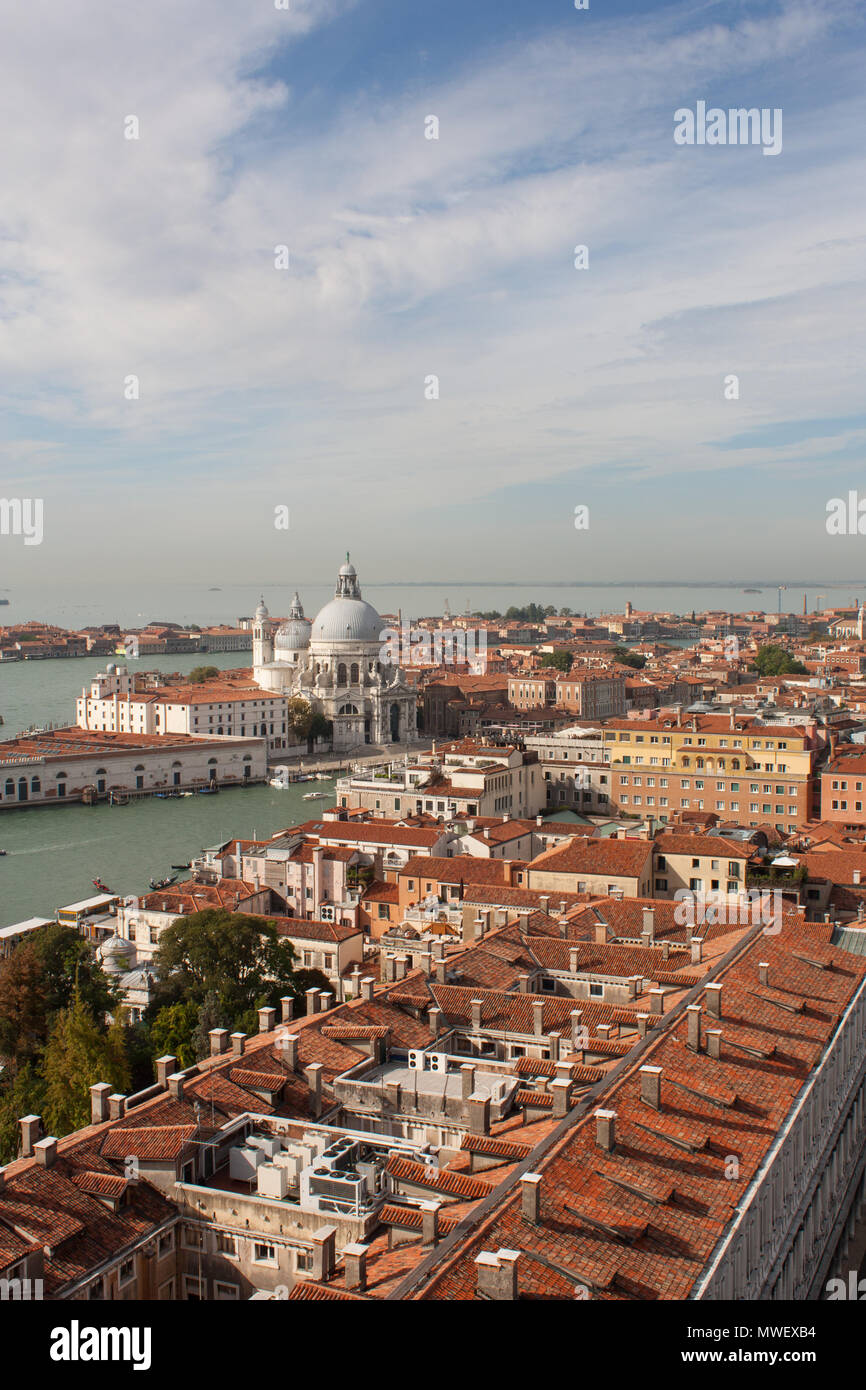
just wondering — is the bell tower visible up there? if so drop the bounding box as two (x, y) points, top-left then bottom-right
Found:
(253, 596), (273, 667)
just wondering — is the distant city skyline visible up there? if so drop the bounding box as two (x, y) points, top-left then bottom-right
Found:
(2, 0), (865, 582)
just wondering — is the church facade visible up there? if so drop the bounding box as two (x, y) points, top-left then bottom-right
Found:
(252, 556), (418, 751)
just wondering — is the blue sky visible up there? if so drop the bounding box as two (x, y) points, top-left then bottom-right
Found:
(1, 0), (865, 586)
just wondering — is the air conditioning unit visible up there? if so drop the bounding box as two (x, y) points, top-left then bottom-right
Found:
(427, 1052), (448, 1073)
(407, 1049), (425, 1070)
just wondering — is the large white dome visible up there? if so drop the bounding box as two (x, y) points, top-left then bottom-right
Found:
(311, 596), (383, 645)
(310, 555), (384, 647)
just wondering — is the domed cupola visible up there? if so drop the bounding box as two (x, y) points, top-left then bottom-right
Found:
(310, 554), (385, 647)
(97, 934), (135, 975)
(274, 592), (312, 656)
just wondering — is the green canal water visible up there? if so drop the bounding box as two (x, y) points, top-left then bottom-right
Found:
(0, 653), (338, 928)
(0, 778), (338, 928)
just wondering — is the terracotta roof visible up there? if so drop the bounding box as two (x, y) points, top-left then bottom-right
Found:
(100, 1125), (196, 1161)
(386, 1155), (492, 1202)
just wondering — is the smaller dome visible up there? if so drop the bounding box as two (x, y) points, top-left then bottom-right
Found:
(255, 595), (269, 620)
(274, 592), (311, 653)
(97, 934), (135, 974)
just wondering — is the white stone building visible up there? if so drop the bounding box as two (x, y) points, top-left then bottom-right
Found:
(253, 557), (418, 751)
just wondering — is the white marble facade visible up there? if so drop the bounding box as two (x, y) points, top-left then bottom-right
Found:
(252, 556), (417, 750)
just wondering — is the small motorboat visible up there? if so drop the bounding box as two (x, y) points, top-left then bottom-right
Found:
(197, 786), (217, 795)
(0, 849), (6, 856)
(180, 791), (194, 797)
(92, 878), (112, 893)
(302, 791), (329, 801)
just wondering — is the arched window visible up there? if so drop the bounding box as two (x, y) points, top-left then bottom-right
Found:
(4, 779), (13, 797)
(350, 662), (360, 684)
(336, 662), (348, 686)
(133, 764), (145, 772)
(338, 704), (359, 716)
(732, 759), (740, 770)
(260, 723), (267, 736)
(31, 776), (41, 794)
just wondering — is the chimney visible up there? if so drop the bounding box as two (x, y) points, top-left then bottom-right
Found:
(539, 896), (550, 916)
(691, 937), (703, 966)
(551, 1077), (573, 1117)
(90, 1082), (112, 1125)
(209, 1028), (230, 1056)
(649, 988), (665, 1015)
(258, 1007), (277, 1034)
(636, 1013), (651, 1037)
(470, 999), (483, 1030)
(521, 1172), (542, 1224)
(429, 1006), (443, 1037)
(361, 977), (375, 1002)
(419, 951), (433, 977)
(595, 1109), (616, 1152)
(397, 955), (411, 981)
(305, 988), (321, 1016)
(642, 907), (655, 940)
(686, 1004), (702, 1053)
(661, 940), (670, 960)
(167, 1074), (185, 1101)
(155, 1055), (177, 1088)
(475, 1249), (520, 1301)
(109, 1094), (127, 1120)
(639, 1065), (662, 1110)
(569, 947), (579, 973)
(305, 1063), (324, 1119)
(570, 1009), (585, 1052)
(758, 961), (770, 987)
(706, 983), (723, 1019)
(231, 1032), (247, 1056)
(469, 1093), (490, 1136)
(421, 1200), (441, 1247)
(281, 1034), (300, 1071)
(280, 996), (295, 1023)
(548, 1031), (561, 1062)
(319, 992), (335, 1013)
(706, 1029), (722, 1059)
(461, 1064), (476, 1101)
(343, 1242), (368, 1293)
(311, 1225), (337, 1283)
(34, 1136), (58, 1168)
(594, 921), (608, 945)
(518, 973), (531, 994)
(434, 959), (447, 984)
(532, 1000), (545, 1037)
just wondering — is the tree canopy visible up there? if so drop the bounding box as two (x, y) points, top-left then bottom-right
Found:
(539, 650), (573, 672)
(752, 645), (807, 677)
(607, 644), (646, 669)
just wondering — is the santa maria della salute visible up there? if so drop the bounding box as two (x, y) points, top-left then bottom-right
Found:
(252, 554), (418, 750)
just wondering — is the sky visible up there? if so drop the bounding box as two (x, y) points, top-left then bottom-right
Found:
(1, 0), (866, 588)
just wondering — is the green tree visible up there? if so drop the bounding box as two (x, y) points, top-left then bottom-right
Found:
(286, 696), (314, 739)
(608, 645), (646, 670)
(0, 1063), (48, 1164)
(188, 665), (220, 684)
(149, 1000), (200, 1069)
(151, 910), (299, 1023)
(191, 990), (225, 1061)
(0, 926), (120, 1066)
(41, 994), (130, 1137)
(539, 650), (573, 673)
(752, 645), (807, 677)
